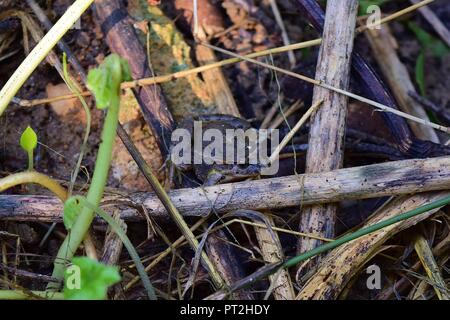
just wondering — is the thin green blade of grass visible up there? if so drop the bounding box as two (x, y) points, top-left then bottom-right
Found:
(207, 193), (450, 299)
(283, 194), (450, 268)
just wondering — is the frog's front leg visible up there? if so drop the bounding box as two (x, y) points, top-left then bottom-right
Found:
(203, 169), (226, 186)
(203, 164), (261, 185)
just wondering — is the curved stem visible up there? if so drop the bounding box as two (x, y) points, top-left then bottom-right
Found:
(49, 95), (120, 288)
(75, 196), (157, 300)
(0, 0), (94, 117)
(0, 171), (67, 201)
(0, 172), (99, 299)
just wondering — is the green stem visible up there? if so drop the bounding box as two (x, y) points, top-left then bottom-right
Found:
(28, 150), (34, 171)
(48, 97), (120, 288)
(74, 196), (157, 300)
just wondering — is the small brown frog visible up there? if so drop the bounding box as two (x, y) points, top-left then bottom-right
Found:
(170, 114), (261, 186)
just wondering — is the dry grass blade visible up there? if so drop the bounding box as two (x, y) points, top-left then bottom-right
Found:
(365, 25), (440, 142)
(0, 0), (94, 116)
(296, 0), (358, 273)
(268, 0), (296, 67)
(255, 214), (295, 300)
(11, 0), (434, 108)
(14, 39), (322, 107)
(356, 0), (435, 33)
(201, 42), (450, 134)
(184, 210), (276, 297)
(377, 231), (450, 299)
(116, 125), (225, 289)
(409, 0), (450, 47)
(413, 234), (450, 300)
(268, 100), (322, 164)
(268, 100), (302, 130)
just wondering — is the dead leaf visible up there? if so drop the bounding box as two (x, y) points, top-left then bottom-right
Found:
(45, 83), (81, 118)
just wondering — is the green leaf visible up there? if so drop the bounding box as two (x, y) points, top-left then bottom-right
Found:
(415, 50), (426, 96)
(63, 197), (83, 231)
(86, 54), (132, 110)
(19, 126), (37, 153)
(65, 196), (157, 300)
(64, 257), (121, 300)
(408, 22), (450, 59)
(408, 23), (450, 97)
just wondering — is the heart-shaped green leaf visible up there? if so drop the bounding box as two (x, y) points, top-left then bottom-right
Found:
(87, 54), (132, 110)
(19, 126), (37, 153)
(64, 257), (121, 300)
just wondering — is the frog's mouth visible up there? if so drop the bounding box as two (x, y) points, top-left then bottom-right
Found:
(219, 164), (262, 182)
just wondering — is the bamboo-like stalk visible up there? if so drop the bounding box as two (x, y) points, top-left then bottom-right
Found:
(296, 0), (358, 272)
(0, 0), (94, 116)
(3, 156), (450, 221)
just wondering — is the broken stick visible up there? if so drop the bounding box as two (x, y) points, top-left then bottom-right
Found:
(3, 156), (450, 222)
(297, 0), (358, 270)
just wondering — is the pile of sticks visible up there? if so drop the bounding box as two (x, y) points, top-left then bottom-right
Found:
(1, 0), (449, 300)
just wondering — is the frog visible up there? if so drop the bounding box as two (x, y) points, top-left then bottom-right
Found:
(170, 114), (261, 186)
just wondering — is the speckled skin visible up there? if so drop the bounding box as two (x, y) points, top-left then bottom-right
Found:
(171, 114), (260, 185)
